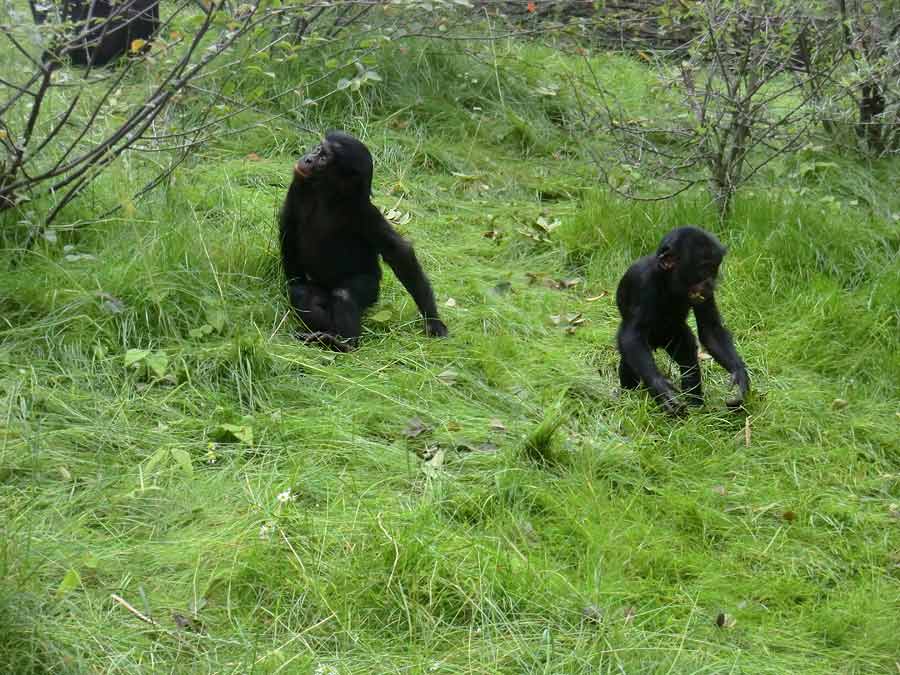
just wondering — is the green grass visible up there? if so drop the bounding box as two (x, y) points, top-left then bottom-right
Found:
(1, 36), (899, 675)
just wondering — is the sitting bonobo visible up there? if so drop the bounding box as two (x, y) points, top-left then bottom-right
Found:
(615, 226), (749, 415)
(279, 131), (447, 351)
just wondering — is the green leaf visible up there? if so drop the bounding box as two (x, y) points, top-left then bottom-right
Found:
(170, 448), (193, 476)
(218, 424), (254, 446)
(370, 309), (393, 323)
(57, 568), (81, 597)
(189, 324), (214, 338)
(145, 447), (169, 472)
(206, 308), (226, 333)
(146, 351), (169, 379)
(124, 349), (150, 367)
(337, 78), (351, 90)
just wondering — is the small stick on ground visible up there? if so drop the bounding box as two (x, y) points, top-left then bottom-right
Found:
(111, 593), (158, 626)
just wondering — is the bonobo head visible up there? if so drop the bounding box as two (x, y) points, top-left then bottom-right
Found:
(293, 131), (374, 197)
(656, 226), (726, 304)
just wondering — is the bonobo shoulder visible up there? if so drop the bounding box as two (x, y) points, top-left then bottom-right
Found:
(622, 255), (661, 285)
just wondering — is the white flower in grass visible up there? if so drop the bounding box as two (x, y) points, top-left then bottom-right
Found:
(259, 522), (274, 540)
(276, 489), (293, 504)
(313, 665), (338, 675)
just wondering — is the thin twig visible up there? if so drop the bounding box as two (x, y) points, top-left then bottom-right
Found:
(111, 593), (158, 626)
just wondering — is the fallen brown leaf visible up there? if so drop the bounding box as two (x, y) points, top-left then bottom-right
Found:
(714, 612), (736, 628)
(455, 441), (499, 454)
(581, 605), (603, 625)
(437, 369), (459, 385)
(404, 417), (430, 439)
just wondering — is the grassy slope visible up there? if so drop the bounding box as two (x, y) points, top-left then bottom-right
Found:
(1, 40), (899, 674)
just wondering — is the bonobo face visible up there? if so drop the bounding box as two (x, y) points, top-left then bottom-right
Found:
(293, 131), (374, 196)
(684, 253), (722, 305)
(656, 226), (726, 304)
(294, 141), (330, 181)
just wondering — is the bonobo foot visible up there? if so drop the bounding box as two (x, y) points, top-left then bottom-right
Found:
(425, 317), (449, 338)
(296, 331), (355, 353)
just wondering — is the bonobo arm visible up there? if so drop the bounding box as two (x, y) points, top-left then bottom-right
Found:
(279, 201), (306, 286)
(367, 213), (447, 337)
(618, 321), (683, 415)
(694, 297), (749, 406)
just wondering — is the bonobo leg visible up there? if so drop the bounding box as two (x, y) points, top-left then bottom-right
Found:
(289, 283), (333, 333)
(291, 274), (379, 352)
(329, 273), (380, 344)
(618, 358), (640, 390)
(617, 324), (685, 415)
(288, 283), (351, 351)
(665, 325), (703, 405)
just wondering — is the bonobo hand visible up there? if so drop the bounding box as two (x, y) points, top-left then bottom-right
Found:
(653, 377), (687, 416)
(298, 331), (355, 353)
(659, 391), (688, 417)
(725, 368), (750, 408)
(425, 317), (448, 338)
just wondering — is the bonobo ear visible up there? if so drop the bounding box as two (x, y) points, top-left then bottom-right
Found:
(657, 247), (677, 272)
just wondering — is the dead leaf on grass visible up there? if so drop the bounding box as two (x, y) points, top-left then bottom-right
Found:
(437, 369), (459, 385)
(491, 281), (512, 296)
(456, 441), (499, 454)
(384, 209), (411, 226)
(172, 613), (203, 633)
(586, 292), (609, 302)
(550, 312), (587, 334)
(715, 612), (736, 628)
(526, 272), (583, 291)
(581, 605), (604, 625)
(404, 417), (431, 439)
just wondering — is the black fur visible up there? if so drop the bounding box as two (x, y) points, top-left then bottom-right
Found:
(34, 0), (159, 67)
(615, 226), (749, 414)
(279, 131), (447, 351)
